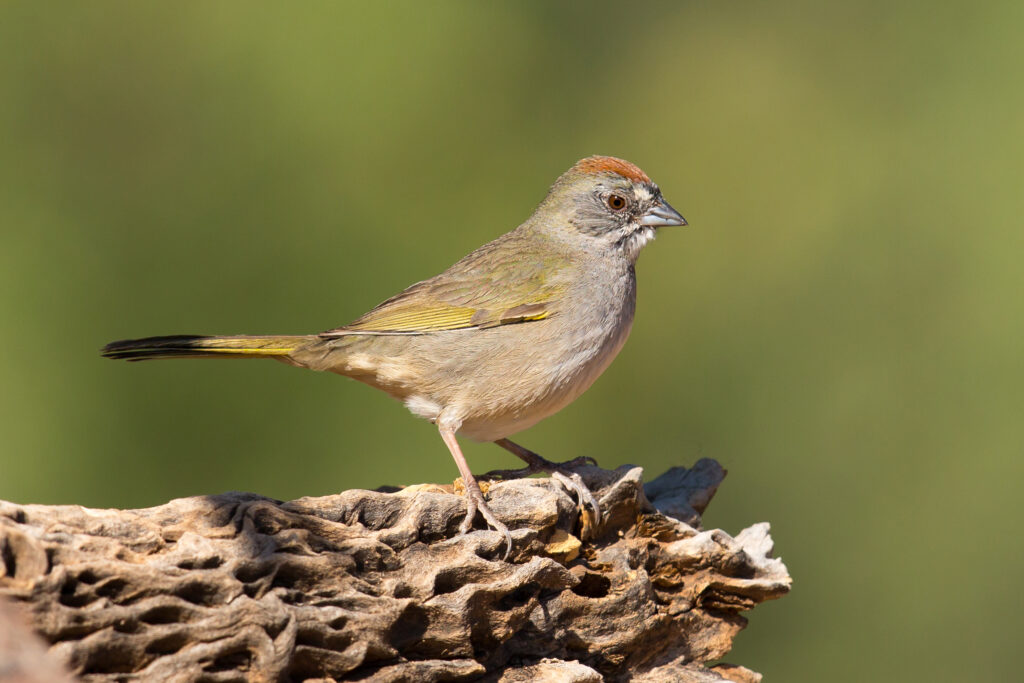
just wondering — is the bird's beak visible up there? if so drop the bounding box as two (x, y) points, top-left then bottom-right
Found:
(640, 199), (687, 227)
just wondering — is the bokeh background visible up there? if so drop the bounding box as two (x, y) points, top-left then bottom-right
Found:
(2, 1), (1022, 680)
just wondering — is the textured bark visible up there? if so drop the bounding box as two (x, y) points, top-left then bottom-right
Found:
(0, 460), (790, 682)
(0, 596), (77, 683)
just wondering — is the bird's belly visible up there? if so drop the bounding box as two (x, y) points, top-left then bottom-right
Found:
(451, 315), (634, 441)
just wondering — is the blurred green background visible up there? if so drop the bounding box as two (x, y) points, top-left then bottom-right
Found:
(2, 1), (1022, 680)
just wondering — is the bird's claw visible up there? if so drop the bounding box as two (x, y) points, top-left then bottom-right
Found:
(458, 482), (513, 561)
(481, 454), (602, 528)
(550, 470), (602, 526)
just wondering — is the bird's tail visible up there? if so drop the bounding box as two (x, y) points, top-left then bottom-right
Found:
(101, 335), (308, 361)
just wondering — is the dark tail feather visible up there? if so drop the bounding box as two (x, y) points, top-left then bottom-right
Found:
(101, 335), (304, 361)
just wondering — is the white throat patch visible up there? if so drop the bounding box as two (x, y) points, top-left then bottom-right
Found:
(619, 224), (656, 262)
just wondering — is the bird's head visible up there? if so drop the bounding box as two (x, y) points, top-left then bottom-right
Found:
(540, 156), (687, 263)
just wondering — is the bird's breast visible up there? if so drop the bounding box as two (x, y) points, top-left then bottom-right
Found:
(453, 265), (637, 440)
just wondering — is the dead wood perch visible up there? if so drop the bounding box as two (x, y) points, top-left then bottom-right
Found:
(0, 460), (790, 682)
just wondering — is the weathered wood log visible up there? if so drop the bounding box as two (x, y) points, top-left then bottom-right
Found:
(0, 460), (790, 682)
(0, 595), (76, 683)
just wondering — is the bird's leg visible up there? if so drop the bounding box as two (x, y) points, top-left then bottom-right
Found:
(485, 438), (601, 525)
(438, 421), (513, 560)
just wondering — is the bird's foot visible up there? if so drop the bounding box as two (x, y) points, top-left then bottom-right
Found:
(488, 440), (602, 526)
(458, 478), (513, 561)
(480, 455), (598, 481)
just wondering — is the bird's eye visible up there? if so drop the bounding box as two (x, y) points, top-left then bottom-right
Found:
(607, 194), (627, 211)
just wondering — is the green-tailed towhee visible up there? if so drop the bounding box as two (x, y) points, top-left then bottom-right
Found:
(103, 156), (687, 558)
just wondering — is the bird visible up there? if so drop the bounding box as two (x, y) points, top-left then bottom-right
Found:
(102, 155), (687, 559)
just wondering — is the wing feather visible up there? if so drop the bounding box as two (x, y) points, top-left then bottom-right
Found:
(321, 233), (571, 336)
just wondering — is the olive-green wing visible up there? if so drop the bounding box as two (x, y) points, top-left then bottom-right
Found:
(321, 235), (572, 336)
